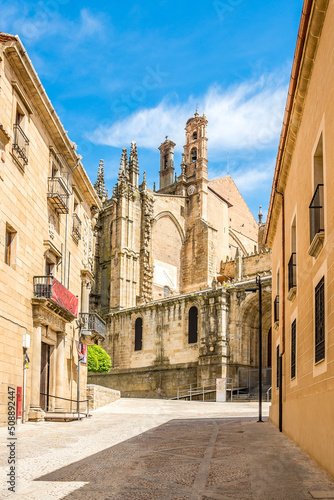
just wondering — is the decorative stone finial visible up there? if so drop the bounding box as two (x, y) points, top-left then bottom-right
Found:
(258, 205), (263, 224)
(118, 148), (128, 181)
(94, 159), (107, 199)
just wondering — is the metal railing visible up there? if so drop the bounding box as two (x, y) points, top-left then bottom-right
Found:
(309, 184), (324, 243)
(274, 295), (279, 323)
(50, 150), (71, 176)
(79, 312), (106, 338)
(72, 213), (82, 241)
(40, 393), (90, 420)
(288, 252), (296, 291)
(47, 177), (70, 213)
(173, 379), (216, 401)
(13, 124), (29, 165)
(33, 275), (53, 298)
(266, 387), (272, 402)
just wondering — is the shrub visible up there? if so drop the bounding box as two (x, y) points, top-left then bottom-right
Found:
(87, 345), (111, 373)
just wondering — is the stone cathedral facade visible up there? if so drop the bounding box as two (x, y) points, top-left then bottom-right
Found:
(89, 113), (272, 397)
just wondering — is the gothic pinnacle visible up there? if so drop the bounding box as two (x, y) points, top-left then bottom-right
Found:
(94, 159), (107, 199)
(129, 141), (139, 173)
(118, 148), (128, 181)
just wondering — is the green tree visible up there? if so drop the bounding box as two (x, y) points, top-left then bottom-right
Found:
(87, 345), (111, 373)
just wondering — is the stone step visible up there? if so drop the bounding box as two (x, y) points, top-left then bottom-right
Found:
(44, 412), (92, 421)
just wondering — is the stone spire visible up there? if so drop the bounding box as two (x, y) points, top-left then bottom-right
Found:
(141, 171), (147, 191)
(129, 141), (139, 188)
(258, 205), (263, 225)
(118, 148), (128, 182)
(94, 159), (107, 199)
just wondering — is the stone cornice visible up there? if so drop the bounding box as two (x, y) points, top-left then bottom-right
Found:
(265, 0), (329, 246)
(1, 37), (101, 210)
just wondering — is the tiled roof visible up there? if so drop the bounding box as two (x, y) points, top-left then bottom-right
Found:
(0, 33), (17, 42)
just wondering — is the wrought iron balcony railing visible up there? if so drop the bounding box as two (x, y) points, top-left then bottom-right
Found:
(72, 213), (82, 241)
(13, 124), (29, 166)
(47, 177), (70, 214)
(34, 275), (53, 299)
(288, 252), (297, 291)
(274, 295), (279, 323)
(309, 184), (324, 243)
(33, 275), (78, 319)
(79, 312), (106, 344)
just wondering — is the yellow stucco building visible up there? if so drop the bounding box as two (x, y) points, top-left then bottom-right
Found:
(266, 0), (334, 479)
(0, 33), (104, 425)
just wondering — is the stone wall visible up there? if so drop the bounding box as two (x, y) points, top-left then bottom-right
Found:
(88, 364), (198, 399)
(220, 248), (271, 280)
(87, 384), (120, 410)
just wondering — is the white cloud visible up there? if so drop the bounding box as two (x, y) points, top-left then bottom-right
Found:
(90, 74), (287, 154)
(1, 4), (105, 44)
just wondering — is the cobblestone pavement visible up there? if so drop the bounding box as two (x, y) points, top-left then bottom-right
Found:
(0, 399), (334, 499)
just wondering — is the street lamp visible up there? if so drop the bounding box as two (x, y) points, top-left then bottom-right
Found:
(245, 274), (263, 423)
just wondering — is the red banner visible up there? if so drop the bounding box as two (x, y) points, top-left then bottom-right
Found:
(52, 278), (78, 317)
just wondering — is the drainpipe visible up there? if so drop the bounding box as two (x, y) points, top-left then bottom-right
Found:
(63, 156), (81, 286)
(275, 189), (285, 432)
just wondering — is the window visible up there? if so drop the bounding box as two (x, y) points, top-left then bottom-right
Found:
(274, 269), (280, 322)
(291, 320), (296, 379)
(191, 149), (197, 162)
(164, 154), (168, 169)
(13, 106), (29, 168)
(5, 226), (16, 266)
(309, 134), (324, 246)
(193, 131), (197, 140)
(288, 218), (297, 292)
(315, 276), (325, 363)
(164, 286), (170, 298)
(45, 259), (54, 276)
(135, 317), (143, 351)
(188, 306), (198, 343)
(276, 346), (280, 388)
(16, 108), (24, 126)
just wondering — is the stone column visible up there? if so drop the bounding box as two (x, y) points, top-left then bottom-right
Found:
(29, 325), (45, 421)
(55, 333), (66, 411)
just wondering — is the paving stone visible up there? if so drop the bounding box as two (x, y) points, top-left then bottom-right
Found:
(0, 400), (333, 499)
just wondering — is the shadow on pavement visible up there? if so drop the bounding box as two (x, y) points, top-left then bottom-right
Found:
(36, 417), (334, 500)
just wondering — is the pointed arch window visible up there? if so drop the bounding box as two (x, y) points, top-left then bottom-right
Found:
(135, 317), (143, 351)
(188, 306), (198, 343)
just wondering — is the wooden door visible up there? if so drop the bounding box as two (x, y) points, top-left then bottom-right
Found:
(40, 343), (50, 411)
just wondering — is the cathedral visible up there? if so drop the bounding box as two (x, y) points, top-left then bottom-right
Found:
(89, 113), (272, 398)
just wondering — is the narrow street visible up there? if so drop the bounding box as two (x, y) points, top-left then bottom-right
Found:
(1, 400), (334, 500)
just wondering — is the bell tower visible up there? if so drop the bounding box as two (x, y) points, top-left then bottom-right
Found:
(158, 137), (175, 191)
(183, 111), (208, 181)
(182, 112), (209, 221)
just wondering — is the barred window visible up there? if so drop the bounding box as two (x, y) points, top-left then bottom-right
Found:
(315, 276), (325, 363)
(135, 317), (143, 351)
(291, 320), (296, 379)
(276, 346), (280, 388)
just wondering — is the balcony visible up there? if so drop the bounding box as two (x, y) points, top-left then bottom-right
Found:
(287, 252), (297, 302)
(72, 213), (82, 242)
(79, 312), (106, 345)
(13, 124), (29, 169)
(274, 295), (279, 324)
(309, 184), (324, 258)
(47, 177), (70, 214)
(33, 276), (78, 322)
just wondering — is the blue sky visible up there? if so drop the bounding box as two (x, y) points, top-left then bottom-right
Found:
(1, 0), (303, 218)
